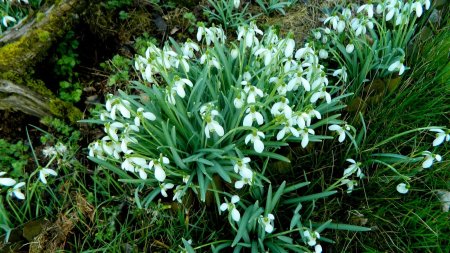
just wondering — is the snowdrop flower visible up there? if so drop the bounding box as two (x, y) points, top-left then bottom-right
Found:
(173, 77), (193, 98)
(396, 183), (409, 194)
(149, 155), (170, 182)
(237, 22), (263, 48)
(342, 7), (352, 20)
(42, 146), (57, 157)
(277, 118), (299, 140)
(300, 127), (315, 148)
(104, 122), (124, 142)
(357, 3), (374, 18)
(310, 87), (331, 104)
(173, 185), (185, 203)
(220, 195), (241, 222)
(234, 157), (251, 174)
(388, 59), (406, 75)
(200, 104), (224, 139)
(39, 167), (57, 184)
(385, 5), (399, 21)
(233, 92), (246, 108)
(204, 116), (225, 139)
(287, 72), (310, 92)
(245, 130), (265, 153)
(254, 47), (273, 66)
(101, 136), (122, 159)
(231, 48), (239, 59)
(234, 172), (253, 189)
(421, 151), (442, 169)
(160, 183), (174, 197)
(181, 39), (199, 58)
(196, 24), (212, 45)
(285, 38), (295, 57)
(351, 18), (370, 36)
(134, 107), (156, 127)
(295, 43), (314, 60)
(259, 214), (275, 233)
(303, 230), (320, 246)
(243, 85), (264, 104)
(271, 98), (293, 118)
(243, 107), (264, 126)
(411, 1), (423, 17)
(343, 159), (363, 178)
(328, 124), (350, 142)
(9, 182), (25, 200)
(2, 16), (16, 27)
(430, 128), (450, 146)
(107, 98), (131, 120)
(315, 244), (323, 253)
(333, 67), (348, 82)
(182, 175), (190, 184)
(122, 157), (148, 179)
(199, 50), (221, 69)
(318, 49), (328, 59)
(0, 172), (16, 187)
(346, 44), (355, 54)
(341, 179), (357, 194)
(323, 14), (340, 31)
(313, 31), (321, 40)
(166, 88), (177, 105)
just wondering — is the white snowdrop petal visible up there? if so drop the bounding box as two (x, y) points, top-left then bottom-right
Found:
(0, 178), (16, 187)
(396, 183), (409, 194)
(231, 208), (241, 222)
(235, 180), (245, 189)
(422, 157), (433, 168)
(155, 166), (166, 182)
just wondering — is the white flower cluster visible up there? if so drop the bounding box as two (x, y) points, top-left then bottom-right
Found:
(314, 0), (432, 78)
(89, 23), (354, 242)
(134, 22), (349, 154)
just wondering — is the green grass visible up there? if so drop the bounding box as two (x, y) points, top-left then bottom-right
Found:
(316, 13), (450, 252)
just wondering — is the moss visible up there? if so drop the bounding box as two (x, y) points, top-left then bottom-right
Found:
(0, 71), (54, 97)
(37, 30), (51, 42)
(36, 12), (46, 22)
(49, 99), (82, 123)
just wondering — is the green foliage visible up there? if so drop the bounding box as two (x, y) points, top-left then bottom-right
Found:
(183, 11), (198, 33)
(0, 139), (29, 177)
(133, 33), (158, 55)
(102, 0), (133, 10)
(256, 0), (297, 15)
(100, 54), (132, 87)
(54, 30), (82, 103)
(204, 0), (255, 30)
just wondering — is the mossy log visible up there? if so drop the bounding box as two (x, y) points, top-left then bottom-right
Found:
(0, 79), (51, 118)
(0, 0), (86, 122)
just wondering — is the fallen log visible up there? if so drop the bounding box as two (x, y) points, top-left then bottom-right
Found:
(0, 0), (86, 122)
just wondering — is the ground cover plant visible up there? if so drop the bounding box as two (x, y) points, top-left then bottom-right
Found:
(0, 0), (448, 252)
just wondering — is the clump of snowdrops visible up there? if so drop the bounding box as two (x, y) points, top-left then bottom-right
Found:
(310, 0), (432, 91)
(87, 22), (372, 251)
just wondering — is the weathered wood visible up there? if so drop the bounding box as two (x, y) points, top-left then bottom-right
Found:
(0, 80), (51, 118)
